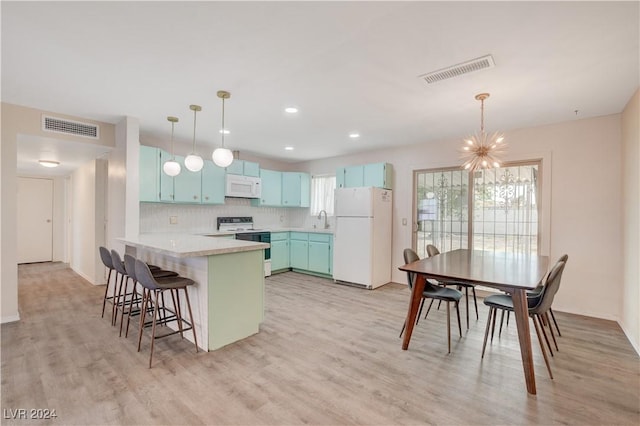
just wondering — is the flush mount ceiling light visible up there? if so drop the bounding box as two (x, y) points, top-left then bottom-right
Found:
(184, 105), (204, 172)
(284, 146), (294, 151)
(461, 93), (506, 172)
(163, 116), (181, 177)
(284, 107), (298, 114)
(349, 132), (360, 139)
(39, 160), (60, 168)
(212, 90), (234, 168)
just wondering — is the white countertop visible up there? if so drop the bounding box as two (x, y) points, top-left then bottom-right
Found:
(119, 234), (269, 258)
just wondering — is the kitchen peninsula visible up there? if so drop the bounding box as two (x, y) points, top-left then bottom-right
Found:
(119, 233), (269, 351)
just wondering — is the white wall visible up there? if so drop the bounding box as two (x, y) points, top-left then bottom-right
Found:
(300, 114), (624, 322)
(70, 159), (107, 285)
(621, 89), (639, 353)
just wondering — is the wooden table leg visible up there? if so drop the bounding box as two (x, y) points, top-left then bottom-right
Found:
(511, 288), (536, 395)
(402, 274), (426, 350)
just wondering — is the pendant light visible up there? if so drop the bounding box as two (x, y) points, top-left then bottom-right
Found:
(162, 116), (181, 177)
(184, 104), (204, 172)
(212, 90), (234, 168)
(461, 93), (507, 172)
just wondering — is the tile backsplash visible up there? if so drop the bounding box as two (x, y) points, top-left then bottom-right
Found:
(140, 198), (318, 233)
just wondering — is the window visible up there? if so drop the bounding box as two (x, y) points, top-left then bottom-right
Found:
(413, 161), (541, 259)
(310, 174), (336, 216)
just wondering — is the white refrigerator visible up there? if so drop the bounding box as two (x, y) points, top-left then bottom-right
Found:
(333, 187), (393, 289)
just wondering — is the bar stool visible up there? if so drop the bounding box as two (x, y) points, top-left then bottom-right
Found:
(99, 246), (117, 319)
(134, 259), (198, 368)
(122, 254), (178, 338)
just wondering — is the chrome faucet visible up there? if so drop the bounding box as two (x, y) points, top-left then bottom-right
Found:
(317, 210), (329, 229)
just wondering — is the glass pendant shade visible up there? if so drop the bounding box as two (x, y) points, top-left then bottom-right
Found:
(212, 147), (234, 168)
(163, 116), (181, 177)
(185, 105), (203, 172)
(163, 160), (181, 177)
(184, 154), (204, 172)
(213, 90), (234, 168)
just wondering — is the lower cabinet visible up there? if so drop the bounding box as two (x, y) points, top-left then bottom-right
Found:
(308, 233), (332, 275)
(270, 232), (290, 271)
(289, 233), (309, 270)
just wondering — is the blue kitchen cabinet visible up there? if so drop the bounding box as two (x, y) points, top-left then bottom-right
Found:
(282, 172), (310, 207)
(139, 145), (159, 202)
(336, 162), (393, 189)
(270, 232), (290, 272)
(364, 162), (393, 189)
(173, 155), (202, 203)
(289, 232), (309, 270)
(344, 165), (364, 188)
(226, 160), (260, 177)
(308, 233), (332, 275)
(201, 160), (226, 204)
(252, 169), (282, 206)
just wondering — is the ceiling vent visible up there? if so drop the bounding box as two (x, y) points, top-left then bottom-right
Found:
(419, 54), (495, 84)
(42, 115), (99, 139)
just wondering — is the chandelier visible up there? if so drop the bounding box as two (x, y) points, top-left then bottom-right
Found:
(162, 116), (181, 177)
(461, 93), (506, 172)
(184, 104), (204, 172)
(212, 90), (234, 168)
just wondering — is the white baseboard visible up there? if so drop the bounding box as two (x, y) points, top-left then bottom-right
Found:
(1, 314), (21, 324)
(71, 268), (100, 286)
(619, 320), (640, 356)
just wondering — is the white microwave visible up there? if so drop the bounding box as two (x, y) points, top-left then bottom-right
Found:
(225, 174), (262, 199)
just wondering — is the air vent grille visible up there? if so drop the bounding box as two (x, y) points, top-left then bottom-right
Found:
(42, 115), (99, 139)
(419, 54), (495, 84)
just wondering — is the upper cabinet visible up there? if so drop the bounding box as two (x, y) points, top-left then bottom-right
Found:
(140, 145), (160, 202)
(252, 170), (310, 208)
(140, 145), (225, 204)
(226, 160), (260, 177)
(173, 155), (202, 203)
(201, 160), (226, 204)
(336, 162), (393, 190)
(282, 172), (310, 207)
(252, 169), (282, 206)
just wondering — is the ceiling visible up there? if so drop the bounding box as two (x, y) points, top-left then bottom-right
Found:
(2, 1), (639, 169)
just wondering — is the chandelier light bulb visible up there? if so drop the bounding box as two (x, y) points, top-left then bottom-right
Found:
(212, 147), (234, 168)
(163, 116), (181, 177)
(163, 160), (181, 177)
(184, 154), (204, 172)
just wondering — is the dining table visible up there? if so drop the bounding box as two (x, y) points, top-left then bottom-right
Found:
(398, 248), (549, 395)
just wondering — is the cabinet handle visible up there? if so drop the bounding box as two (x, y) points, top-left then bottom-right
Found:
(205, 196), (209, 200)
(193, 195), (198, 200)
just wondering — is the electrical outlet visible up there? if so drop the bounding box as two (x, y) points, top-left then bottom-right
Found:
(402, 218), (407, 226)
(169, 216), (178, 225)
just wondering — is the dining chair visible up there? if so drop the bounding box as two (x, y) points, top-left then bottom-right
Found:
(500, 254), (569, 339)
(426, 244), (479, 329)
(481, 259), (567, 379)
(401, 248), (462, 354)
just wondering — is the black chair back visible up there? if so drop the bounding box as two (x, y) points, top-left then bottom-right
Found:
(403, 248), (420, 289)
(530, 260), (566, 314)
(123, 254), (137, 282)
(99, 246), (113, 269)
(135, 259), (160, 291)
(110, 249), (127, 275)
(426, 244), (440, 258)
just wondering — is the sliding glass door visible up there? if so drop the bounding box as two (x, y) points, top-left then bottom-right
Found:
(413, 161), (541, 258)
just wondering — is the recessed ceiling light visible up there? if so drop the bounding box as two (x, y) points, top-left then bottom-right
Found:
(219, 129), (230, 135)
(39, 160), (60, 168)
(349, 132), (360, 139)
(284, 146), (294, 151)
(285, 107), (298, 114)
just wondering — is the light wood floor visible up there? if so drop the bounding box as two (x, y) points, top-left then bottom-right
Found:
(2, 262), (639, 425)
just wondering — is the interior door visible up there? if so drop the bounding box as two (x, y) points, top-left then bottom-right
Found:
(17, 177), (54, 263)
